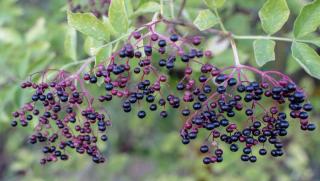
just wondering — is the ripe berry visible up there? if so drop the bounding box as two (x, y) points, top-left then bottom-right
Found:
(193, 102), (202, 110)
(243, 147), (251, 154)
(144, 45), (152, 56)
(307, 123), (316, 131)
(303, 103), (312, 111)
(217, 86), (226, 94)
(241, 155), (249, 161)
(182, 138), (190, 144)
(259, 148), (267, 155)
(149, 104), (157, 111)
(137, 110), (146, 119)
(227, 78), (237, 86)
(220, 119), (229, 126)
(249, 156), (257, 162)
(105, 83), (113, 91)
(230, 144), (238, 152)
(216, 157), (223, 162)
(200, 145), (209, 153)
(237, 84), (246, 92)
(101, 135), (108, 141)
(182, 109), (190, 116)
(90, 76), (97, 83)
(253, 121), (261, 128)
(60, 154), (69, 160)
(181, 55), (189, 62)
(11, 120), (18, 127)
(160, 111), (168, 118)
(170, 34), (179, 42)
(215, 75), (227, 84)
(158, 40), (166, 47)
(203, 157), (211, 164)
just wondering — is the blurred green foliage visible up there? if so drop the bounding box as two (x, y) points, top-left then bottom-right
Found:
(0, 0), (319, 181)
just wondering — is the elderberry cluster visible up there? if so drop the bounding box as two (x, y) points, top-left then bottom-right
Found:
(85, 29), (208, 120)
(179, 64), (316, 164)
(12, 19), (316, 165)
(12, 71), (109, 164)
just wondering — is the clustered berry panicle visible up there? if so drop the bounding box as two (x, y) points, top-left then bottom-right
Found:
(11, 19), (316, 165)
(13, 70), (109, 164)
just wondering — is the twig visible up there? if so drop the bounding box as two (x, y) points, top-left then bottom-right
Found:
(229, 38), (241, 66)
(177, 0), (186, 18)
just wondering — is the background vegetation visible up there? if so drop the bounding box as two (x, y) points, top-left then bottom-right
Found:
(0, 0), (319, 180)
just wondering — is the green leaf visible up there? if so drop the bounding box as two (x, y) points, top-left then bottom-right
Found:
(203, 0), (225, 9)
(286, 55), (301, 74)
(161, 0), (174, 19)
(0, 27), (22, 45)
(84, 36), (103, 56)
(124, 0), (134, 17)
(258, 0), (290, 35)
(225, 14), (250, 35)
(308, 39), (320, 47)
(253, 39), (276, 67)
(109, 0), (129, 34)
(25, 18), (46, 43)
(64, 26), (77, 61)
(96, 45), (112, 64)
(193, 9), (218, 31)
(291, 42), (320, 79)
(102, 16), (117, 36)
(293, 0), (320, 38)
(132, 2), (160, 17)
(67, 11), (110, 41)
(299, 34), (320, 47)
(18, 50), (31, 78)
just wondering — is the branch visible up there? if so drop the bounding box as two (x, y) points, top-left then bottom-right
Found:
(229, 38), (242, 66)
(177, 0), (186, 18)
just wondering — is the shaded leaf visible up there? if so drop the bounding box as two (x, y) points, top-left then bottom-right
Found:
(286, 55), (301, 74)
(258, 0), (290, 35)
(308, 39), (320, 47)
(253, 39), (276, 67)
(293, 0), (320, 38)
(193, 9), (218, 31)
(291, 42), (320, 79)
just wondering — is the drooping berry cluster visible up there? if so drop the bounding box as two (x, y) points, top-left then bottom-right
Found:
(84, 22), (209, 120)
(178, 65), (316, 164)
(12, 70), (110, 164)
(12, 19), (316, 165)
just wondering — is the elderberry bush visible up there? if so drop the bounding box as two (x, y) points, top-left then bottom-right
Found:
(10, 3), (318, 167)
